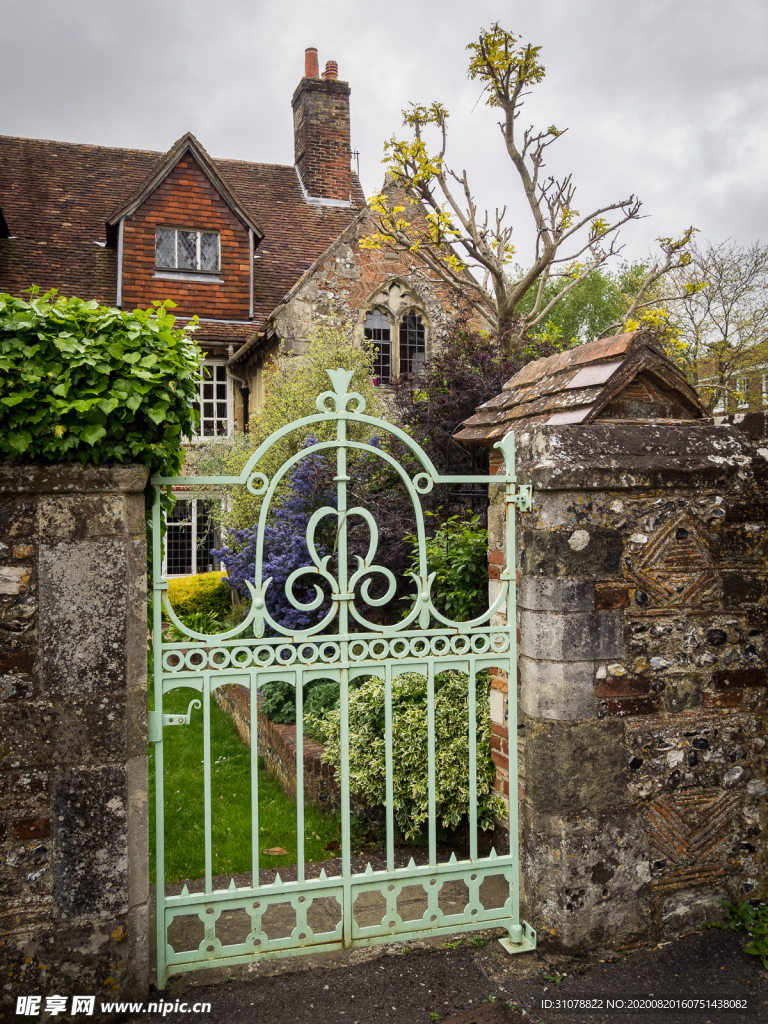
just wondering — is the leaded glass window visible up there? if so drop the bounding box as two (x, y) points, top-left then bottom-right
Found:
(164, 499), (219, 576)
(155, 228), (220, 272)
(399, 313), (425, 375)
(364, 310), (391, 384)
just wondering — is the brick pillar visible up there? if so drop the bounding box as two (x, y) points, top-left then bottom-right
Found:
(488, 414), (768, 952)
(0, 464), (149, 1011)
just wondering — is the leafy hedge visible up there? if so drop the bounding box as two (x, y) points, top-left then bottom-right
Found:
(0, 291), (201, 475)
(308, 670), (505, 839)
(405, 513), (489, 622)
(166, 572), (231, 619)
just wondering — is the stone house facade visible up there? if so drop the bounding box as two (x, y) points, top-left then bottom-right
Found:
(0, 47), (465, 572)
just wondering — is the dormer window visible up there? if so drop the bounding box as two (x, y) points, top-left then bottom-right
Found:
(155, 227), (220, 272)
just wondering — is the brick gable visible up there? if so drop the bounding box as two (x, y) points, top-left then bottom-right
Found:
(121, 154), (252, 320)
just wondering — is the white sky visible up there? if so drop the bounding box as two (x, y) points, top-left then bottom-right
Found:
(2, 0), (766, 266)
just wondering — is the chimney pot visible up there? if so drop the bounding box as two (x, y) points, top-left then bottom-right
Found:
(322, 60), (338, 80)
(305, 47), (319, 78)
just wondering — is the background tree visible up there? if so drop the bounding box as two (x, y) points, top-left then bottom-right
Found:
(666, 239), (768, 410)
(363, 23), (694, 356)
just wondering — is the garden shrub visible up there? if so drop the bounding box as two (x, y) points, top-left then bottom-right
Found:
(166, 572), (231, 619)
(405, 513), (489, 622)
(0, 291), (201, 475)
(259, 678), (340, 733)
(308, 670), (505, 839)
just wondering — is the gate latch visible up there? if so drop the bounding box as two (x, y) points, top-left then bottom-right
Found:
(148, 700), (201, 743)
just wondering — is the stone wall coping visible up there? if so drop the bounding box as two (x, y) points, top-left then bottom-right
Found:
(0, 462), (149, 495)
(511, 416), (767, 492)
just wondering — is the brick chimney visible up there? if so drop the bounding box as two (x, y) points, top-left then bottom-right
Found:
(292, 48), (351, 204)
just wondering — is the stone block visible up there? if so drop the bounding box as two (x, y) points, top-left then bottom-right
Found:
(39, 540), (127, 696)
(52, 766), (128, 920)
(519, 656), (595, 721)
(521, 528), (624, 577)
(521, 805), (650, 951)
(524, 717), (628, 814)
(519, 609), (623, 662)
(518, 577), (594, 612)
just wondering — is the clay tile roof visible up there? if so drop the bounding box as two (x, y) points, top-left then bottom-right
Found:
(0, 133), (365, 331)
(454, 331), (708, 443)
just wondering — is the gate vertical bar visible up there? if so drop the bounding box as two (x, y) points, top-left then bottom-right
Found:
(152, 488), (167, 988)
(384, 662), (394, 872)
(505, 435), (522, 942)
(336, 407), (352, 943)
(468, 663), (478, 862)
(203, 675), (213, 895)
(427, 662), (436, 867)
(295, 667), (305, 883)
(250, 669), (260, 887)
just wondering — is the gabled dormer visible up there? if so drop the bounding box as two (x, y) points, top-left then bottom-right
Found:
(106, 133), (264, 320)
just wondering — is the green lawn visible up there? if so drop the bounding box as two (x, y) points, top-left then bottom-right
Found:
(148, 687), (340, 885)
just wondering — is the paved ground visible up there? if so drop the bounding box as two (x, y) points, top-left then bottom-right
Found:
(128, 923), (766, 1024)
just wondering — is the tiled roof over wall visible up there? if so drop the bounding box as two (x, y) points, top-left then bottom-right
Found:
(455, 331), (707, 443)
(0, 134), (364, 333)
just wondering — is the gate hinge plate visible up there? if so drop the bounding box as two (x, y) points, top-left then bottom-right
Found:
(507, 484), (532, 512)
(148, 711), (163, 744)
(149, 701), (201, 743)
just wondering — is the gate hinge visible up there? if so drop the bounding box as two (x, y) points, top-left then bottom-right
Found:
(507, 484), (532, 512)
(149, 700), (201, 743)
(148, 711), (163, 744)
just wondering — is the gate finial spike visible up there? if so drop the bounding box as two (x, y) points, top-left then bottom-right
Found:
(449, 851), (457, 864)
(365, 861), (373, 875)
(319, 868), (327, 880)
(181, 883), (189, 898)
(229, 878), (237, 891)
(275, 872), (283, 886)
(489, 847), (497, 859)
(408, 857), (416, 870)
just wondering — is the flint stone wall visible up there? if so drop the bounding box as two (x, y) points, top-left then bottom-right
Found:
(487, 414), (768, 953)
(0, 464), (149, 1012)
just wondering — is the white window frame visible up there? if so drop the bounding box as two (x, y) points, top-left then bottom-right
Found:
(163, 498), (220, 578)
(155, 227), (220, 273)
(193, 360), (233, 440)
(736, 377), (749, 409)
(762, 374), (768, 407)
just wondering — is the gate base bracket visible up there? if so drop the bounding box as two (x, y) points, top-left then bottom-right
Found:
(498, 921), (537, 955)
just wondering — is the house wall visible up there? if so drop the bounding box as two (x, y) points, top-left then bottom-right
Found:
(486, 413), (768, 953)
(238, 208), (472, 411)
(121, 155), (252, 320)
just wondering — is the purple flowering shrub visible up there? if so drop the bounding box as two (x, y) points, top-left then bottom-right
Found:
(212, 439), (336, 632)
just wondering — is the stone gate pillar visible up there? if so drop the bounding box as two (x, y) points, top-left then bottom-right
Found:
(0, 464), (149, 1012)
(488, 414), (768, 953)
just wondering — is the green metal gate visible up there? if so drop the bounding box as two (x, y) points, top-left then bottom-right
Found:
(150, 368), (535, 987)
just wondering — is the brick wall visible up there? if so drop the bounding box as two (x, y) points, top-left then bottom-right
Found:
(486, 413), (768, 952)
(121, 155), (251, 319)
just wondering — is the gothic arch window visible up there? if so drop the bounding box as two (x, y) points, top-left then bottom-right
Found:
(364, 309), (392, 384)
(399, 312), (425, 375)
